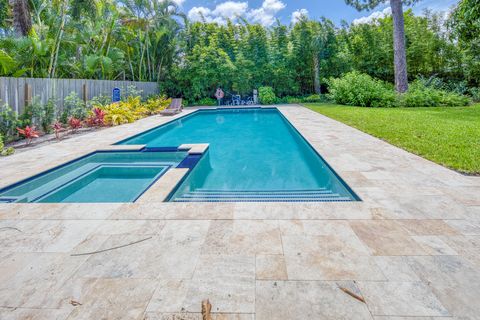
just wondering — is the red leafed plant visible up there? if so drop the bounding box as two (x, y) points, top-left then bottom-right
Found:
(17, 126), (40, 145)
(68, 117), (82, 132)
(52, 121), (63, 140)
(86, 107), (105, 127)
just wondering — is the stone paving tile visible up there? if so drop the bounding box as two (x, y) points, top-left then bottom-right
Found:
(182, 254), (256, 314)
(356, 281), (449, 317)
(144, 312), (254, 320)
(0, 307), (71, 320)
(256, 254), (288, 280)
(408, 255), (480, 319)
(201, 220), (282, 255)
(412, 236), (458, 255)
(373, 317), (452, 320)
(65, 278), (156, 320)
(93, 219), (166, 235)
(396, 220), (460, 236)
(350, 220), (428, 256)
(282, 234), (385, 280)
(233, 202), (373, 220)
(75, 220), (209, 279)
(0, 220), (102, 253)
(444, 220), (480, 235)
(440, 235), (480, 268)
(374, 256), (421, 282)
(0, 253), (89, 308)
(256, 280), (373, 320)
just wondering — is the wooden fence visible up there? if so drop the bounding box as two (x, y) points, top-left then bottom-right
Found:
(0, 77), (159, 115)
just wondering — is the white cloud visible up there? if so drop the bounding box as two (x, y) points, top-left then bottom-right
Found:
(248, 0), (286, 26)
(291, 8), (308, 24)
(213, 1), (248, 20)
(352, 7), (392, 25)
(187, 0), (286, 26)
(171, 0), (185, 5)
(188, 6), (213, 22)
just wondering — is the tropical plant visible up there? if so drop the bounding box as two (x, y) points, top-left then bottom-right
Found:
(86, 107), (106, 127)
(17, 126), (39, 145)
(101, 102), (137, 126)
(0, 134), (15, 156)
(68, 117), (82, 132)
(143, 95), (171, 114)
(0, 105), (18, 141)
(52, 121), (63, 140)
(41, 98), (56, 133)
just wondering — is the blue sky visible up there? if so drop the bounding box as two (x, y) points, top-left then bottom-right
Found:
(176, 0), (459, 26)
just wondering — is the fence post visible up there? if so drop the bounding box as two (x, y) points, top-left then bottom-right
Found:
(24, 84), (32, 108)
(82, 83), (88, 104)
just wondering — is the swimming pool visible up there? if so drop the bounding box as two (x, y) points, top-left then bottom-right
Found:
(120, 108), (359, 202)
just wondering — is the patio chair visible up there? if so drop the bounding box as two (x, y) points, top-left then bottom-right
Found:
(160, 98), (183, 116)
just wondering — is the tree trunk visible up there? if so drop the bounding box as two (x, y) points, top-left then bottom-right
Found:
(390, 0), (408, 93)
(313, 54), (321, 94)
(12, 0), (32, 36)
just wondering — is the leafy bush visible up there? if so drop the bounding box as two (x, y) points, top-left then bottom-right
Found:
(303, 94), (328, 103)
(327, 72), (397, 108)
(193, 97), (217, 106)
(400, 81), (471, 107)
(124, 85), (143, 100)
(102, 101), (138, 126)
(0, 105), (18, 141)
(258, 86), (277, 105)
(284, 96), (303, 104)
(143, 95), (172, 114)
(40, 99), (56, 133)
(63, 92), (88, 122)
(88, 95), (111, 108)
(469, 87), (480, 102)
(0, 134), (14, 156)
(18, 96), (43, 128)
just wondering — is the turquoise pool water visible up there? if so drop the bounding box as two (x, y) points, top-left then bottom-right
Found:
(121, 108), (358, 202)
(0, 152), (185, 203)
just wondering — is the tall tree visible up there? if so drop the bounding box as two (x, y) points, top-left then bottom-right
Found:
(345, 0), (419, 93)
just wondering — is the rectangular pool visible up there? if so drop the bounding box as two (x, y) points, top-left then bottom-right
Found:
(120, 108), (359, 202)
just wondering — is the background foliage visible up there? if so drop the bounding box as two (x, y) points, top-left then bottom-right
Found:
(0, 0), (478, 103)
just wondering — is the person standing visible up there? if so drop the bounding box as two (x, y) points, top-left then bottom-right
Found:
(215, 87), (225, 106)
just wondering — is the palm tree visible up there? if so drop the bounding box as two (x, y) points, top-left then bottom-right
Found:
(11, 0), (32, 36)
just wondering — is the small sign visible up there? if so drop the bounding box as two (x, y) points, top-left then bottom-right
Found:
(112, 87), (121, 102)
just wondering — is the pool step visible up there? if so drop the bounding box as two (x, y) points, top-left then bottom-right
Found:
(173, 189), (353, 202)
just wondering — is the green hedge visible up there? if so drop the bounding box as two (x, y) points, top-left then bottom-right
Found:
(327, 72), (470, 108)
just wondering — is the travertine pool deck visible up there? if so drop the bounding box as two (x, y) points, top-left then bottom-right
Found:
(0, 105), (479, 320)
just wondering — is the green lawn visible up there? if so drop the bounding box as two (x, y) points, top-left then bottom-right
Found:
(304, 103), (480, 175)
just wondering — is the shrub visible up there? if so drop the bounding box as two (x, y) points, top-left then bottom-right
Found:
(88, 95), (111, 108)
(327, 71), (397, 108)
(469, 87), (480, 102)
(258, 86), (277, 105)
(0, 105), (18, 141)
(400, 81), (471, 107)
(0, 134), (14, 156)
(302, 94), (327, 103)
(284, 96), (303, 104)
(18, 96), (43, 128)
(194, 97), (217, 106)
(40, 99), (56, 133)
(63, 92), (88, 122)
(101, 102), (137, 126)
(143, 95), (172, 114)
(52, 121), (63, 140)
(86, 108), (105, 127)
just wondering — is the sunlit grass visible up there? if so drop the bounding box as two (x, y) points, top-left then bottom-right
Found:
(305, 103), (480, 174)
